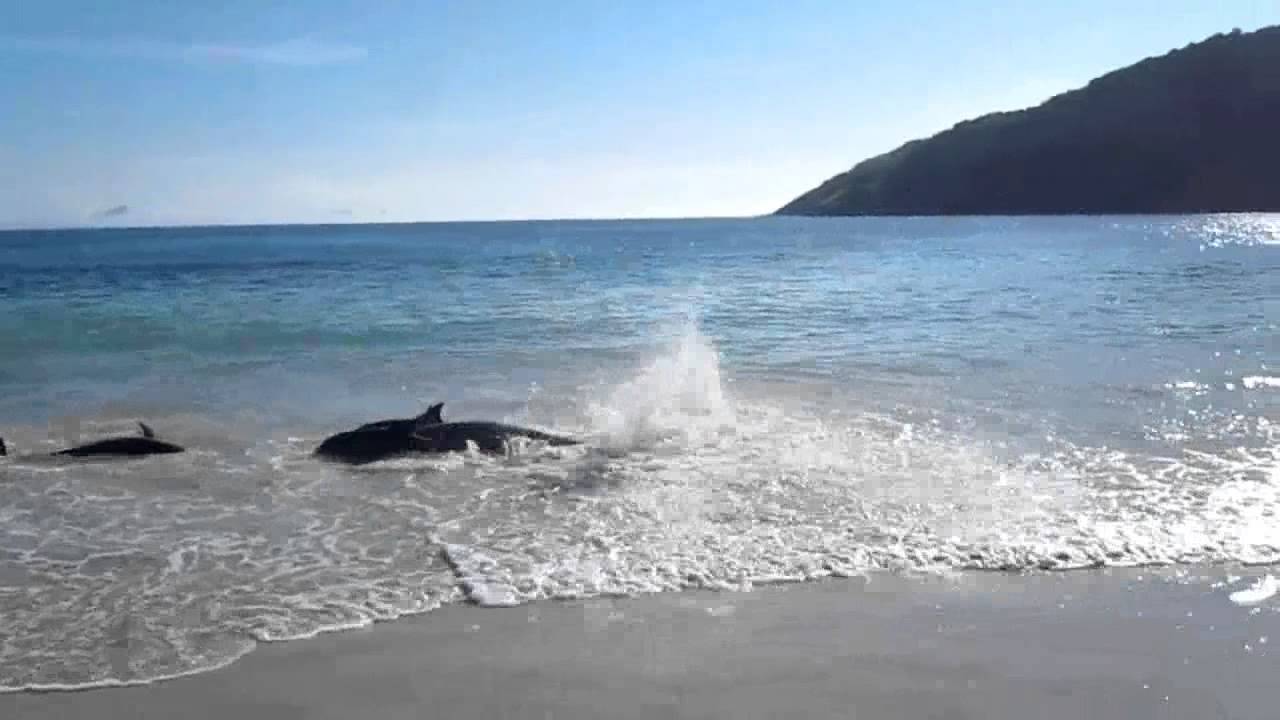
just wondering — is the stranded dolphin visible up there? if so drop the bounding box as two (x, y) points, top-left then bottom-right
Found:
(0, 422), (185, 458)
(313, 403), (444, 464)
(314, 402), (579, 464)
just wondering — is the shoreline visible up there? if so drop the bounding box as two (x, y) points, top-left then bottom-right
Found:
(5, 566), (1277, 719)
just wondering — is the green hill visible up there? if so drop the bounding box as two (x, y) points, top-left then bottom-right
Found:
(777, 26), (1280, 216)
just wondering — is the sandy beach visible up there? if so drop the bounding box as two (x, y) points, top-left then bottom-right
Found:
(6, 567), (1277, 720)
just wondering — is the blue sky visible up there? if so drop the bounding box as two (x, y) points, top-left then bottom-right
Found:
(2, 1), (1276, 227)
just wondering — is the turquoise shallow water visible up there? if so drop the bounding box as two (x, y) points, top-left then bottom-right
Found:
(0, 215), (1277, 690)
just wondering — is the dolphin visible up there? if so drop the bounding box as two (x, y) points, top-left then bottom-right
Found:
(314, 403), (445, 465)
(410, 417), (580, 455)
(0, 422), (185, 458)
(314, 402), (579, 464)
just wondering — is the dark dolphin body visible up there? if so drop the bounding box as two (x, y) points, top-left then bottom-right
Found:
(313, 403), (443, 465)
(314, 402), (579, 464)
(410, 421), (579, 454)
(0, 422), (185, 458)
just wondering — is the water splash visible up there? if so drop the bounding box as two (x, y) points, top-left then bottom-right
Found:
(583, 324), (734, 451)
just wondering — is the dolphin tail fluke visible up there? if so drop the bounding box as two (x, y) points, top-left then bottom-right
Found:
(138, 422), (156, 439)
(416, 402), (444, 427)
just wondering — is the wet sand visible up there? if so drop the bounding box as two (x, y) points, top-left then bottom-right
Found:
(5, 568), (1278, 719)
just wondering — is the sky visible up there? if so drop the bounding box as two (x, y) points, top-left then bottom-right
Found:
(1, 1), (1277, 228)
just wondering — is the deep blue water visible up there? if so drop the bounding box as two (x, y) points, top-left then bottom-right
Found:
(0, 215), (1277, 690)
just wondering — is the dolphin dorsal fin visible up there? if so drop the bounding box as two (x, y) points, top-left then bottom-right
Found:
(138, 422), (156, 439)
(416, 403), (444, 426)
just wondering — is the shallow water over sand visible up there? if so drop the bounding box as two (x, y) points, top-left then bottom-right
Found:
(1, 215), (1276, 689)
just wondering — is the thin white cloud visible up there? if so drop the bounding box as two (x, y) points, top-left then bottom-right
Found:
(185, 37), (367, 66)
(0, 35), (366, 66)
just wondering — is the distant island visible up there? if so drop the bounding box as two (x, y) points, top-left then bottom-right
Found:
(777, 26), (1280, 216)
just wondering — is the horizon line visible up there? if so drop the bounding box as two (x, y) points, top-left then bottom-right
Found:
(0, 214), (771, 233)
(4, 210), (1279, 234)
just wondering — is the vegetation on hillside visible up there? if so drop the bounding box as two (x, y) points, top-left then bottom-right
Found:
(778, 26), (1280, 215)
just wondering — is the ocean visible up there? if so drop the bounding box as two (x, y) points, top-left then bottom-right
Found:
(0, 215), (1276, 691)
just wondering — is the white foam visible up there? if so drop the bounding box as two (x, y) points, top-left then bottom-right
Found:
(1230, 576), (1279, 606)
(442, 544), (523, 607)
(4, 325), (1278, 692)
(422, 326), (1280, 612)
(0, 641), (255, 695)
(1242, 376), (1280, 390)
